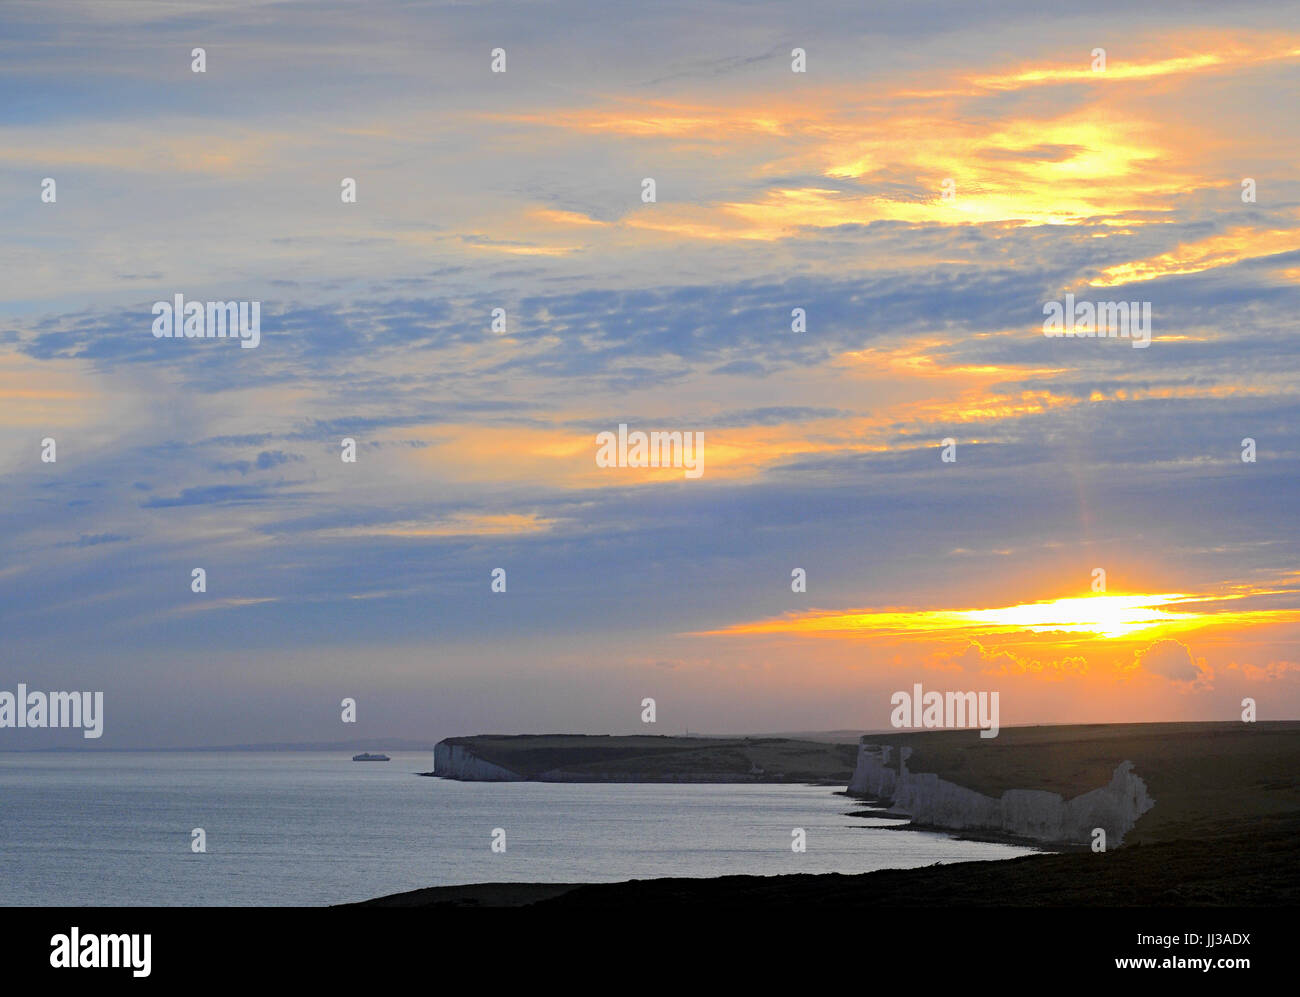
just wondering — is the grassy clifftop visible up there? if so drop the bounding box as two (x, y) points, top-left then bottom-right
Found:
(436, 734), (858, 783)
(856, 721), (1300, 844)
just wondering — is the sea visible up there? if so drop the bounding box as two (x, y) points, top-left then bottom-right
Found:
(0, 751), (1039, 906)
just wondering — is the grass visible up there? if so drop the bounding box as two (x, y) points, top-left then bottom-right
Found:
(438, 733), (859, 782)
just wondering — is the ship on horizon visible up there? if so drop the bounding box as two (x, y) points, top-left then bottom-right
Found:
(351, 752), (390, 762)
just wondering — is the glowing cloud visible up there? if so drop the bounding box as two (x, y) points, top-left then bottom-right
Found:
(695, 592), (1300, 641)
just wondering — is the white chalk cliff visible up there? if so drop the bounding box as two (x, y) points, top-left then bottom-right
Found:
(848, 742), (1154, 846)
(434, 742), (523, 781)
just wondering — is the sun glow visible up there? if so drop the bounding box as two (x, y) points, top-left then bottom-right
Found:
(956, 594), (1199, 639)
(694, 590), (1300, 642)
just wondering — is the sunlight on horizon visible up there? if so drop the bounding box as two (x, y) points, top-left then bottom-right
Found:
(957, 593), (1199, 639)
(694, 590), (1300, 643)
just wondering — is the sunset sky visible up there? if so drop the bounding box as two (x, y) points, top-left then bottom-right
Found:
(2, 0), (1298, 747)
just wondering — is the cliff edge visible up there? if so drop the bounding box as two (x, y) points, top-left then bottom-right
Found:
(431, 734), (858, 783)
(849, 741), (1153, 846)
(845, 721), (1300, 848)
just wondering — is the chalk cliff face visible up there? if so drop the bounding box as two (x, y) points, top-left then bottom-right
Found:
(434, 742), (523, 781)
(432, 743), (771, 782)
(848, 742), (1154, 846)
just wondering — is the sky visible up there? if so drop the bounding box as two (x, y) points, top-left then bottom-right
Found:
(1, 0), (1298, 748)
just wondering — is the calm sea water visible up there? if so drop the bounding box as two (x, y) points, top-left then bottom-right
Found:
(0, 752), (1037, 906)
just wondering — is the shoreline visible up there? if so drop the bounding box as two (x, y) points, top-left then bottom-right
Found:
(841, 797), (1068, 851)
(351, 787), (1060, 908)
(348, 814), (1300, 908)
(361, 723), (1300, 906)
(417, 770), (850, 786)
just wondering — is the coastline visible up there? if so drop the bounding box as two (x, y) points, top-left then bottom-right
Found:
(417, 770), (849, 786)
(841, 795), (1067, 851)
(348, 815), (1300, 907)
(353, 722), (1300, 906)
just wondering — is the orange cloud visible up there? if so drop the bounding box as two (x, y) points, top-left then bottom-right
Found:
(314, 512), (558, 538)
(502, 32), (1299, 247)
(693, 591), (1300, 642)
(1133, 638), (1212, 687)
(929, 640), (1088, 679)
(1223, 659), (1300, 681)
(931, 34), (1300, 93)
(1089, 225), (1300, 286)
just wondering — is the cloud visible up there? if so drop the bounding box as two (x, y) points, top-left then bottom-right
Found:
(214, 450), (303, 475)
(67, 533), (130, 548)
(1134, 639), (1211, 686)
(1222, 660), (1300, 682)
(928, 640), (1087, 679)
(2, 0), (1299, 743)
(311, 512), (557, 539)
(141, 482), (315, 508)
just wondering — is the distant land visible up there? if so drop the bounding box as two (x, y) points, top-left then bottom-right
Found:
(429, 734), (859, 783)
(736, 730), (865, 743)
(362, 721), (1300, 906)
